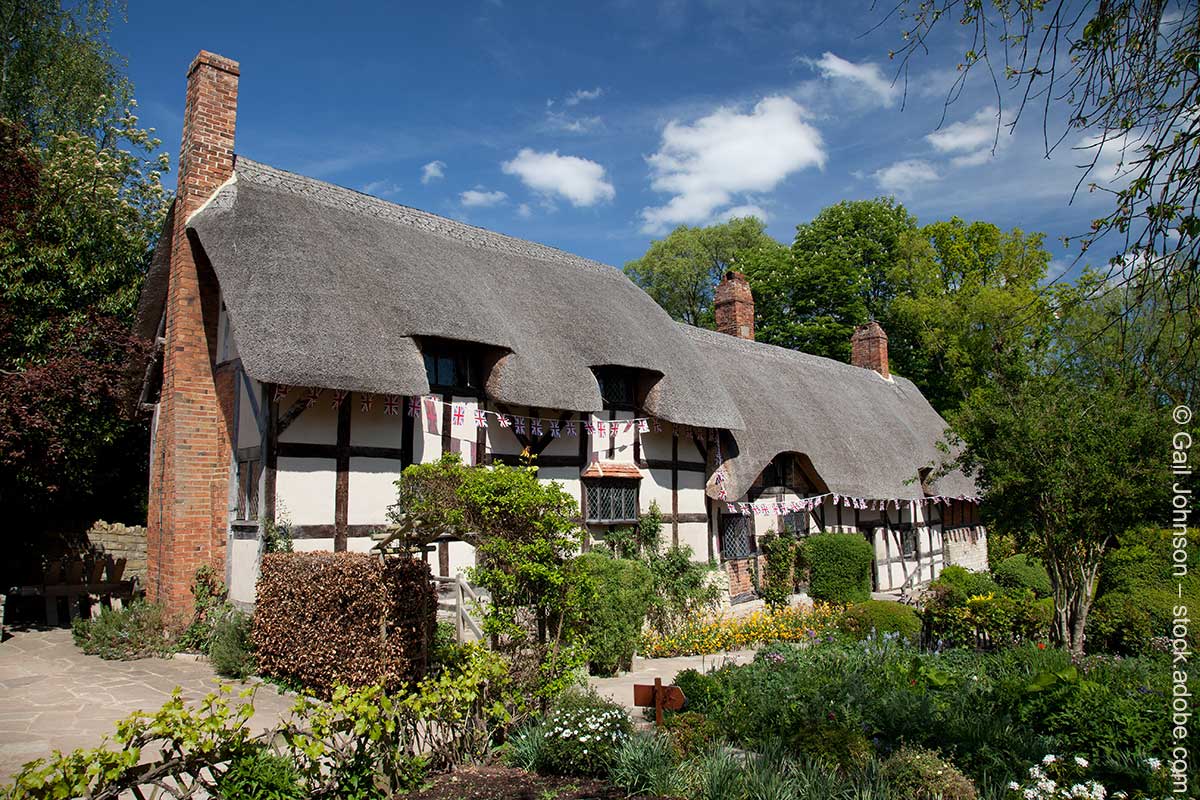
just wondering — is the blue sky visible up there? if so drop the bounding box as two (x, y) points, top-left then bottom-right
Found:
(111, 0), (1129, 280)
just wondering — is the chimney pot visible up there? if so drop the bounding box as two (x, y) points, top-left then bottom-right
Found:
(715, 270), (755, 340)
(851, 320), (890, 379)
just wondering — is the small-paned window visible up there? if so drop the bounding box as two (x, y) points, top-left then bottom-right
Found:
(900, 526), (918, 559)
(423, 342), (480, 391)
(782, 511), (808, 537)
(585, 479), (639, 524)
(235, 459), (261, 522)
(721, 514), (756, 559)
(594, 367), (636, 408)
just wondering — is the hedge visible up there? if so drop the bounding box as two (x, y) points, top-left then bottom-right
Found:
(254, 552), (436, 696)
(565, 552), (653, 676)
(804, 533), (874, 603)
(839, 600), (921, 643)
(992, 553), (1051, 597)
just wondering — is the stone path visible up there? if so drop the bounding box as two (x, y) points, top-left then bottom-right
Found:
(0, 629), (293, 783)
(588, 649), (756, 711)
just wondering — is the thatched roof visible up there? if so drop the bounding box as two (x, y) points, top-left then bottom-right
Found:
(682, 325), (975, 501)
(137, 156), (974, 501)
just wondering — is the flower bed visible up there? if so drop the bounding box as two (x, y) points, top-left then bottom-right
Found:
(638, 602), (842, 657)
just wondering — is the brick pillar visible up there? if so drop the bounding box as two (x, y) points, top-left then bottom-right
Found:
(714, 270), (755, 340)
(850, 320), (890, 379)
(146, 51), (240, 617)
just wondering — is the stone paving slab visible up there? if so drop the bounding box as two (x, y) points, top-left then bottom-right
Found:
(0, 629), (293, 783)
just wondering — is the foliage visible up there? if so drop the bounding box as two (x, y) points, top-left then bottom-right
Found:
(253, 552), (436, 697)
(210, 609), (256, 680)
(640, 603), (843, 657)
(804, 533), (874, 603)
(564, 552), (653, 676)
(623, 216), (778, 327)
(214, 747), (304, 800)
(952, 372), (1170, 654)
(922, 586), (1051, 651)
(522, 689), (632, 779)
(1004, 753), (1171, 800)
(744, 198), (914, 363)
(881, 745), (977, 800)
(71, 600), (171, 660)
(934, 566), (1003, 606)
(641, 542), (724, 639)
(758, 532), (798, 608)
(662, 711), (719, 759)
(992, 554), (1052, 598)
(608, 731), (687, 797)
(177, 565), (233, 654)
(887, 0), (1200, 334)
(839, 600), (922, 644)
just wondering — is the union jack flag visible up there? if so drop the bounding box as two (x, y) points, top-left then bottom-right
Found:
(423, 397), (439, 434)
(565, 420), (577, 436)
(384, 395), (402, 416)
(513, 416), (526, 435)
(474, 409), (489, 428)
(637, 418), (649, 433)
(583, 421), (595, 436)
(330, 390), (347, 409)
(549, 419), (561, 437)
(530, 418), (543, 437)
(273, 384), (290, 402)
(653, 418), (663, 433)
(452, 405), (465, 426)
(624, 419), (635, 432)
(595, 421), (607, 437)
(305, 388), (321, 408)
(498, 415), (511, 428)
(360, 395), (373, 413)
(407, 397), (420, 418)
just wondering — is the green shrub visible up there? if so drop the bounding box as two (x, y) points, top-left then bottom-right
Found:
(210, 609), (255, 679)
(254, 552), (436, 697)
(922, 585), (1050, 650)
(759, 532), (798, 608)
(642, 543), (723, 638)
(805, 533), (874, 603)
(565, 551), (653, 675)
(216, 748), (304, 800)
(839, 600), (921, 643)
(71, 600), (171, 660)
(662, 711), (719, 758)
(992, 554), (1051, 598)
(674, 667), (733, 715)
(881, 745), (977, 800)
(177, 565), (233, 654)
(933, 565), (1001, 604)
(538, 689), (631, 777)
(608, 731), (685, 797)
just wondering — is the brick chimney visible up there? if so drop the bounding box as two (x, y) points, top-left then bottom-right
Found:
(851, 320), (890, 379)
(714, 271), (755, 340)
(146, 51), (240, 616)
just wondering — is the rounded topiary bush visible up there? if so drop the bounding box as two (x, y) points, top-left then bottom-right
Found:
(565, 551), (653, 676)
(804, 533), (874, 603)
(993, 553), (1052, 597)
(839, 599), (921, 643)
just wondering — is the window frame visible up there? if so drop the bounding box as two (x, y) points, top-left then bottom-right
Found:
(720, 513), (757, 560)
(584, 478), (640, 525)
(421, 340), (482, 393)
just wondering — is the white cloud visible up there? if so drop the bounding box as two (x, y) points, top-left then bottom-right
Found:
(926, 107), (1007, 167)
(460, 187), (508, 207)
(361, 180), (401, 198)
(565, 87), (603, 106)
(873, 159), (940, 194)
(420, 160), (446, 184)
(811, 52), (898, 108)
(501, 148), (616, 207)
(516, 202), (532, 218)
(544, 112), (604, 133)
(640, 96), (825, 234)
(719, 204), (769, 223)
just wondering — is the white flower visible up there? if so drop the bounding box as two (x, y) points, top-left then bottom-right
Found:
(1074, 756), (1089, 768)
(1009, 781), (1021, 790)
(1043, 754), (1058, 765)
(1145, 757), (1161, 771)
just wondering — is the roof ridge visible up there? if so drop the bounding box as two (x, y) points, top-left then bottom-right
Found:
(232, 156), (617, 276)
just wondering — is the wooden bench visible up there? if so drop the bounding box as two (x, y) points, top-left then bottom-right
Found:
(10, 556), (137, 626)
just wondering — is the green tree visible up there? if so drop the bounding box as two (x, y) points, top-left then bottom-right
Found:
(624, 216), (779, 327)
(742, 198), (916, 362)
(951, 373), (1169, 655)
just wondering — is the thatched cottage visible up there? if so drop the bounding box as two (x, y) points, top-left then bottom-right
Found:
(137, 51), (986, 612)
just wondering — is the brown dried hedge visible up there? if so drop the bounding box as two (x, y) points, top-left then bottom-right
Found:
(253, 551), (436, 697)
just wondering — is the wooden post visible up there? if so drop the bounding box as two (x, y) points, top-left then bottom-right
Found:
(454, 577), (464, 643)
(654, 676), (664, 728)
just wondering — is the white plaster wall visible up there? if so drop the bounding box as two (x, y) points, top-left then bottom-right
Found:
(677, 472), (706, 514)
(278, 390), (338, 445)
(677, 521), (709, 560)
(640, 427), (672, 460)
(944, 527), (989, 572)
(677, 435), (703, 462)
(541, 423), (582, 457)
(538, 467), (581, 512)
(643, 469), (673, 515)
(292, 537), (336, 552)
(447, 540), (475, 577)
(350, 395), (404, 448)
(276, 457), (336, 525)
(228, 538), (260, 604)
(348, 457), (403, 525)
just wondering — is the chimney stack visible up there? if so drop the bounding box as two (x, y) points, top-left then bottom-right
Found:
(146, 51), (240, 615)
(851, 320), (890, 379)
(714, 271), (755, 340)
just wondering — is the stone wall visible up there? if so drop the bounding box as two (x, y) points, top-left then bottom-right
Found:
(943, 526), (989, 573)
(87, 521), (148, 581)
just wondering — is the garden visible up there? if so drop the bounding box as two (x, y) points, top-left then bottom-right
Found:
(7, 452), (1194, 799)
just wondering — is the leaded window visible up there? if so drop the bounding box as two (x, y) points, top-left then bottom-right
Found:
(721, 514), (755, 559)
(422, 341), (480, 391)
(900, 526), (918, 559)
(235, 458), (261, 522)
(594, 367), (636, 408)
(585, 480), (639, 524)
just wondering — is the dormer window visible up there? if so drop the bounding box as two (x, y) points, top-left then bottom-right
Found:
(594, 367), (636, 408)
(422, 340), (481, 392)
